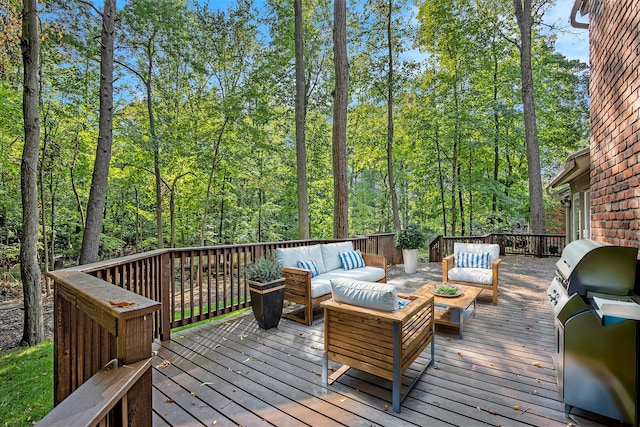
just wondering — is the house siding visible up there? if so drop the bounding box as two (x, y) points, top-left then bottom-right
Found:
(588, 0), (640, 247)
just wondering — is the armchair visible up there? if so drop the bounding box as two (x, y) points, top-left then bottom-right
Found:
(321, 293), (435, 413)
(442, 243), (502, 305)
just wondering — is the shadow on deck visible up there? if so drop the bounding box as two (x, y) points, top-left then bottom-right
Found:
(151, 256), (619, 426)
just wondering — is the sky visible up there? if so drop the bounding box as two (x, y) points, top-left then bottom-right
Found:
(213, 0), (590, 64)
(544, 1), (590, 63)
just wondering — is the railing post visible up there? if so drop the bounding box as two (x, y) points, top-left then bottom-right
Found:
(159, 251), (171, 341)
(117, 313), (154, 427)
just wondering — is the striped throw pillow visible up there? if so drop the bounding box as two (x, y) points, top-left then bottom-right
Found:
(455, 251), (491, 269)
(297, 259), (319, 277)
(339, 250), (366, 271)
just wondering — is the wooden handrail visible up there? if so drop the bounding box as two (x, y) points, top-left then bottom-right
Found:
(36, 358), (151, 427)
(48, 269), (160, 425)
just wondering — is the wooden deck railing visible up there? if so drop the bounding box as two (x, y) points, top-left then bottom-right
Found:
(42, 235), (395, 425)
(428, 233), (566, 262)
(43, 269), (160, 426)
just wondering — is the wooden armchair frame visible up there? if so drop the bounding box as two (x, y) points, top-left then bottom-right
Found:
(321, 293), (435, 413)
(282, 252), (386, 326)
(442, 254), (502, 305)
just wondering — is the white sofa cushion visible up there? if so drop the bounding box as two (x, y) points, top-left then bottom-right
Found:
(447, 267), (493, 285)
(330, 279), (398, 312)
(320, 266), (385, 283)
(321, 242), (354, 271)
(276, 245), (327, 273)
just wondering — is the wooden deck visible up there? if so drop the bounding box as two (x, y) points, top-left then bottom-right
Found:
(151, 256), (618, 426)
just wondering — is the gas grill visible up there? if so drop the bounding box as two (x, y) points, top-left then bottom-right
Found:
(546, 239), (639, 424)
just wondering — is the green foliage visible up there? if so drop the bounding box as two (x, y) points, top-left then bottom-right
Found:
(246, 256), (283, 283)
(395, 225), (427, 249)
(0, 0), (588, 265)
(0, 340), (54, 426)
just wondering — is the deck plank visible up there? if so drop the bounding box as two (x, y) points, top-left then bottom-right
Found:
(152, 256), (617, 426)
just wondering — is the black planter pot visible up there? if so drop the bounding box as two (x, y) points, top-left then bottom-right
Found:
(248, 278), (286, 329)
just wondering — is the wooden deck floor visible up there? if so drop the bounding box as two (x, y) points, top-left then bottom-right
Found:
(151, 256), (620, 426)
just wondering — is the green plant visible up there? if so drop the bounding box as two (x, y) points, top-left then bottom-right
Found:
(246, 256), (282, 283)
(395, 225), (427, 249)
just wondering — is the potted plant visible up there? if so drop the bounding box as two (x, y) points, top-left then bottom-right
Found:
(246, 256), (285, 329)
(395, 225), (426, 274)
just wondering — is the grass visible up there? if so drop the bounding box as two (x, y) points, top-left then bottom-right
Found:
(172, 307), (252, 333)
(0, 340), (53, 426)
(172, 297), (247, 321)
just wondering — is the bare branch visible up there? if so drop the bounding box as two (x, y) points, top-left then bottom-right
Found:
(77, 0), (103, 17)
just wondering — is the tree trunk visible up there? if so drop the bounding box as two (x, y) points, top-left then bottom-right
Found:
(386, 0), (400, 231)
(38, 98), (50, 294)
(491, 39), (500, 225)
(80, 0), (116, 264)
(514, 0), (546, 234)
(20, 0), (44, 346)
(148, 72), (163, 249)
(332, 0), (349, 239)
(200, 119), (226, 246)
(294, 0), (310, 240)
(435, 126), (447, 236)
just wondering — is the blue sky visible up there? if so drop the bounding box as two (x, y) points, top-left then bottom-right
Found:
(213, 0), (589, 64)
(545, 1), (589, 63)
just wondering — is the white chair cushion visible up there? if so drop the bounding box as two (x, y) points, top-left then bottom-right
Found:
(276, 245), (327, 273)
(330, 279), (398, 312)
(321, 242), (354, 272)
(447, 267), (493, 285)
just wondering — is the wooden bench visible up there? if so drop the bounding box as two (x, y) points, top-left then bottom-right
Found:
(321, 293), (435, 412)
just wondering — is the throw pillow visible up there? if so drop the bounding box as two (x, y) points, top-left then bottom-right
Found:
(456, 251), (491, 269)
(330, 279), (398, 311)
(339, 249), (366, 270)
(297, 259), (319, 277)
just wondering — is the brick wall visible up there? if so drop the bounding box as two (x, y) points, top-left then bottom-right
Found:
(588, 0), (640, 247)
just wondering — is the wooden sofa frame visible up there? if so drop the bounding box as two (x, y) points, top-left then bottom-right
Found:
(321, 293), (435, 413)
(442, 254), (502, 305)
(282, 252), (386, 326)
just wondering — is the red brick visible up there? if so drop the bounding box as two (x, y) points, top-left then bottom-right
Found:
(589, 0), (640, 250)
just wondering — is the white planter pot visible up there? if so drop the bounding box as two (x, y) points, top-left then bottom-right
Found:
(402, 249), (419, 274)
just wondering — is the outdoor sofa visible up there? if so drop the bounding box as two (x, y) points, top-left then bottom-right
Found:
(275, 241), (386, 325)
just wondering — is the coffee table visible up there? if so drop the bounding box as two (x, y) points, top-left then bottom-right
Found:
(413, 282), (481, 338)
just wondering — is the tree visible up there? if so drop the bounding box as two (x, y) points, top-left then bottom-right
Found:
(332, 0), (348, 239)
(79, 0), (116, 264)
(119, 0), (188, 250)
(20, 0), (44, 345)
(384, 0), (400, 231)
(513, 0), (545, 234)
(294, 0), (310, 239)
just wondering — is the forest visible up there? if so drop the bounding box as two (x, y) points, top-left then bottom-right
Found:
(0, 0), (589, 270)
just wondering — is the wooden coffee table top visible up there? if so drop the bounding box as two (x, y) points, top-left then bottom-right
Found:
(413, 282), (482, 310)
